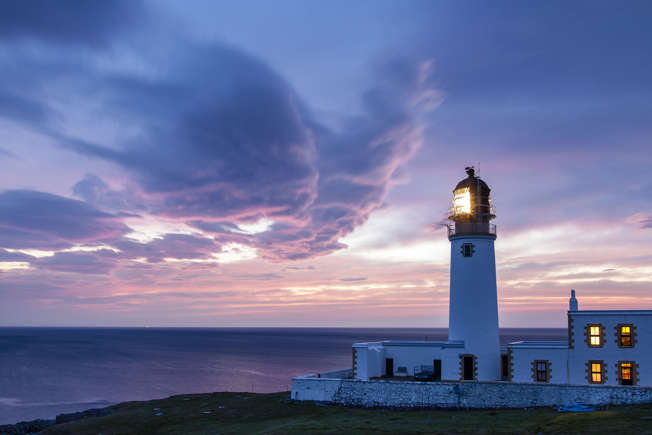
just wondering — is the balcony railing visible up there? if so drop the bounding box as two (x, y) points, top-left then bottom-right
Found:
(447, 223), (497, 237)
(448, 204), (497, 220)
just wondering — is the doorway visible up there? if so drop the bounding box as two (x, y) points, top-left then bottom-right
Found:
(462, 356), (474, 380)
(433, 359), (442, 381)
(501, 354), (509, 380)
(385, 358), (394, 377)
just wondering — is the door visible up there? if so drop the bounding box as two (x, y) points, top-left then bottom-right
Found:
(385, 358), (394, 377)
(501, 354), (509, 380)
(463, 356), (474, 380)
(433, 359), (442, 381)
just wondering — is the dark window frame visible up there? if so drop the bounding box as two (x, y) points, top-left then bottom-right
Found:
(460, 243), (475, 258)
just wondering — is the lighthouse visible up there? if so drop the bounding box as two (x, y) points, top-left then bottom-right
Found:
(447, 167), (500, 381)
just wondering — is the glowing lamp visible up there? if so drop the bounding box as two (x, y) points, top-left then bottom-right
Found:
(453, 187), (471, 214)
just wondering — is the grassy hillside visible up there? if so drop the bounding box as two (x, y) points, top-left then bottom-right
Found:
(41, 392), (652, 434)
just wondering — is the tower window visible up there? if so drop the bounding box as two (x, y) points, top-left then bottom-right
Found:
(617, 324), (634, 347)
(585, 324), (603, 347)
(461, 243), (475, 258)
(587, 360), (605, 384)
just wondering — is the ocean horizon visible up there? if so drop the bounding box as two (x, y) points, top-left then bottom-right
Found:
(0, 327), (566, 424)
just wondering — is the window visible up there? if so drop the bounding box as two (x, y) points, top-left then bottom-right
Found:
(589, 326), (601, 346)
(531, 360), (551, 383)
(536, 361), (548, 382)
(589, 361), (604, 384)
(586, 324), (603, 347)
(620, 362), (633, 386)
(461, 243), (475, 258)
(618, 325), (634, 347)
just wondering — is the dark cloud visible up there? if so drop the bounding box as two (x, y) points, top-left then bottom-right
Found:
(56, 47), (435, 260)
(0, 190), (130, 249)
(641, 217), (652, 229)
(0, 248), (34, 262)
(0, 0), (438, 261)
(249, 59), (438, 260)
(33, 250), (120, 275)
(0, 0), (145, 47)
(0, 91), (52, 126)
(73, 174), (145, 213)
(339, 277), (367, 282)
(62, 43), (319, 224)
(0, 147), (17, 158)
(113, 234), (220, 263)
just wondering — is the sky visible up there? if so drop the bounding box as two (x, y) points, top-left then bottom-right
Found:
(1, 0), (651, 327)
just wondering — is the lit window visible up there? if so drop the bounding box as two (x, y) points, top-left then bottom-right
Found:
(591, 362), (602, 383)
(619, 325), (632, 347)
(536, 361), (548, 382)
(589, 325), (601, 346)
(620, 362), (633, 385)
(453, 187), (471, 214)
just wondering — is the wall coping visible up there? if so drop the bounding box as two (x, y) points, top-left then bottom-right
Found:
(293, 373), (652, 391)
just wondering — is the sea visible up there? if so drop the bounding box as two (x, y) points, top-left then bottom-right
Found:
(0, 327), (566, 424)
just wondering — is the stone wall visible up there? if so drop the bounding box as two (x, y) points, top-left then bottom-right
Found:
(292, 375), (652, 408)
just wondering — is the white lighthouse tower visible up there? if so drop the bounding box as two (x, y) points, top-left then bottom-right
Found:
(447, 167), (500, 381)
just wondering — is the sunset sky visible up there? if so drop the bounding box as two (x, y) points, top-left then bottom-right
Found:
(1, 1), (651, 327)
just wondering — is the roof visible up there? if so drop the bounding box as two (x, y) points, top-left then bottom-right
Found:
(508, 341), (569, 349)
(570, 310), (652, 316)
(353, 340), (464, 348)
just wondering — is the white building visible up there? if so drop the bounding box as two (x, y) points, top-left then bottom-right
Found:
(352, 168), (652, 388)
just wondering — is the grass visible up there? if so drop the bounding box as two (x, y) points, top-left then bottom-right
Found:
(40, 392), (652, 434)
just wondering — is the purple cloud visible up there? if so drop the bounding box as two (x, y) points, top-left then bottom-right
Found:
(33, 250), (120, 275)
(113, 234), (220, 264)
(0, 190), (130, 249)
(0, 1), (438, 262)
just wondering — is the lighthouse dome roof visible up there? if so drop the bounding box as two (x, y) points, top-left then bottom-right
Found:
(454, 167), (491, 194)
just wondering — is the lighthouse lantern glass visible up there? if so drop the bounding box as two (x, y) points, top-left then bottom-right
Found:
(453, 187), (471, 214)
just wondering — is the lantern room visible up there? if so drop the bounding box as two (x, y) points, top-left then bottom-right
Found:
(448, 167), (496, 237)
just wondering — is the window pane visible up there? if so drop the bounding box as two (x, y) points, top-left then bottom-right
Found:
(590, 326), (600, 335)
(592, 373), (602, 383)
(621, 326), (630, 334)
(590, 336), (601, 345)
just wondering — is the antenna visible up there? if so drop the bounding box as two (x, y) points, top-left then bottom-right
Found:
(478, 162), (481, 177)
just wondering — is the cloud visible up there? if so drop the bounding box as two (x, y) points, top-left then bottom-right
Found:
(0, 0), (144, 48)
(0, 248), (34, 261)
(0, 1), (440, 262)
(0, 147), (17, 158)
(0, 190), (130, 249)
(33, 249), (120, 275)
(73, 174), (145, 213)
(113, 234), (220, 263)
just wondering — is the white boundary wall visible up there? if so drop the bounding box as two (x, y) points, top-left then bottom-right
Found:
(292, 375), (652, 408)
